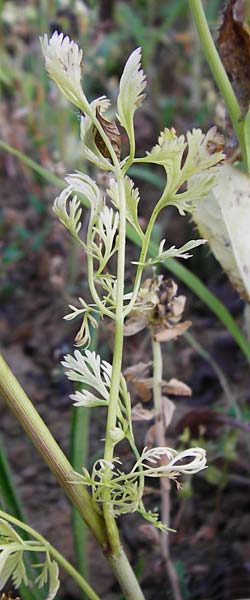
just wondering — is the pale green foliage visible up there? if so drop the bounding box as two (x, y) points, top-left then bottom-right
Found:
(62, 350), (112, 407)
(91, 206), (119, 274)
(34, 555), (59, 600)
(64, 298), (98, 348)
(96, 275), (133, 309)
(144, 127), (186, 168)
(62, 349), (130, 418)
(108, 176), (144, 240)
(117, 47), (146, 150)
(0, 519), (59, 600)
(138, 504), (173, 533)
(143, 126), (225, 214)
(39, 31), (225, 541)
(40, 31), (88, 112)
(65, 172), (103, 216)
(134, 238), (206, 266)
(53, 189), (83, 242)
(71, 447), (206, 526)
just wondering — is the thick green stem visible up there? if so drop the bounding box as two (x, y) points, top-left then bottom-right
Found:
(0, 510), (100, 600)
(0, 355), (107, 550)
(188, 0), (249, 171)
(108, 548), (145, 600)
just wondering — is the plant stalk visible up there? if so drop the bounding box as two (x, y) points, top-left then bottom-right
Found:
(152, 338), (182, 600)
(102, 175), (126, 553)
(108, 548), (145, 600)
(100, 172), (146, 598)
(188, 0), (249, 172)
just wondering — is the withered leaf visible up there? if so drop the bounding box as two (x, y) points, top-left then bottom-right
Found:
(124, 313), (148, 336)
(218, 0), (250, 115)
(154, 320), (191, 342)
(124, 362), (152, 402)
(123, 361), (151, 380)
(134, 380), (152, 403)
(1, 595), (20, 600)
(162, 395), (175, 428)
(162, 378), (192, 396)
(144, 424), (156, 447)
(95, 108), (121, 161)
(168, 294), (186, 320)
(131, 402), (156, 421)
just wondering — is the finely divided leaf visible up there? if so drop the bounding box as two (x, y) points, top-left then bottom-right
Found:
(36, 555), (60, 600)
(117, 48), (146, 147)
(134, 238), (206, 266)
(107, 176), (144, 239)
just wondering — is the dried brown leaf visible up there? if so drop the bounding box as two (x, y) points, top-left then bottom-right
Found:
(123, 362), (151, 380)
(144, 424), (156, 447)
(124, 362), (152, 402)
(168, 294), (186, 320)
(162, 378), (192, 396)
(162, 395), (176, 428)
(123, 313), (148, 336)
(1, 595), (20, 600)
(134, 380), (152, 403)
(131, 402), (156, 421)
(154, 320), (191, 342)
(95, 107), (121, 160)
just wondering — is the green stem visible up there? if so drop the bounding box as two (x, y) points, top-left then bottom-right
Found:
(0, 354), (107, 550)
(124, 196), (163, 316)
(188, 0), (249, 172)
(0, 510), (100, 600)
(107, 549), (145, 600)
(103, 176), (127, 554)
(100, 174), (146, 598)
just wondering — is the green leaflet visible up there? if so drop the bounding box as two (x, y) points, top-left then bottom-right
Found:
(117, 47), (146, 152)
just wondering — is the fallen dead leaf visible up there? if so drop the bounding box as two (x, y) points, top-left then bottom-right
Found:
(154, 320), (191, 342)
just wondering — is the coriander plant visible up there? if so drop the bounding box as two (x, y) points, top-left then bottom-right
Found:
(0, 31), (225, 600)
